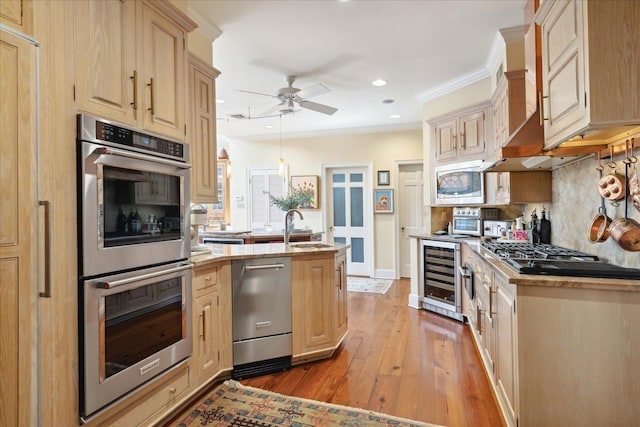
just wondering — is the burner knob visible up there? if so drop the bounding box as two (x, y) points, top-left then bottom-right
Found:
(527, 260), (540, 269)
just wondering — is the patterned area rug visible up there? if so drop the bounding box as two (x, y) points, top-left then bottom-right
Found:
(347, 277), (393, 294)
(173, 380), (441, 427)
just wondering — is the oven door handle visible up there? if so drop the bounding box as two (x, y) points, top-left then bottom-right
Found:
(92, 146), (192, 170)
(96, 263), (193, 289)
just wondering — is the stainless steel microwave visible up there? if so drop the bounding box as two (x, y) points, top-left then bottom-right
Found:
(434, 160), (485, 205)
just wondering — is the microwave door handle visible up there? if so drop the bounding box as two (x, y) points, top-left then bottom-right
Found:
(96, 263), (193, 289)
(92, 146), (192, 170)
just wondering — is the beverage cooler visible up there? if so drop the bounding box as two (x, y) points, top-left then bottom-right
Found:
(419, 240), (463, 322)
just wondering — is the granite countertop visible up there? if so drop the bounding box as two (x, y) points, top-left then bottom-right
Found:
(201, 230), (323, 238)
(411, 233), (640, 291)
(190, 242), (348, 267)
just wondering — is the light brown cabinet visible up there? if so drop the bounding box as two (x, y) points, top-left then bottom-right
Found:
(192, 262), (233, 384)
(536, 0), (640, 148)
(0, 26), (38, 427)
(189, 53), (221, 203)
(74, 0), (196, 140)
(433, 106), (489, 162)
(491, 71), (527, 161)
(485, 171), (552, 205)
(0, 0), (31, 32)
(292, 250), (348, 364)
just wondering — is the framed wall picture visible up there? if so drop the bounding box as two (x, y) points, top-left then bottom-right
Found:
(290, 175), (319, 209)
(377, 170), (390, 186)
(374, 189), (394, 213)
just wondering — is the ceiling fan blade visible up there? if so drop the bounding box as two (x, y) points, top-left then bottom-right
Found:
(237, 89), (278, 99)
(298, 100), (338, 115)
(296, 83), (330, 99)
(259, 103), (287, 117)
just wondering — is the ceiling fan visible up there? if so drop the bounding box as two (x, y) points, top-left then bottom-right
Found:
(238, 75), (338, 117)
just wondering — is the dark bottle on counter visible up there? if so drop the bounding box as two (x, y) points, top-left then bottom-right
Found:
(539, 208), (551, 244)
(117, 208), (126, 232)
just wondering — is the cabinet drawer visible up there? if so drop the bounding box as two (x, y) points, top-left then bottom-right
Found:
(194, 265), (218, 292)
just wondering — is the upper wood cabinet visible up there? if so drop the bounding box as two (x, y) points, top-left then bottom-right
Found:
(491, 71), (527, 161)
(0, 0), (32, 33)
(432, 103), (491, 163)
(189, 53), (221, 203)
(536, 0), (640, 148)
(485, 171), (552, 205)
(74, 0), (196, 140)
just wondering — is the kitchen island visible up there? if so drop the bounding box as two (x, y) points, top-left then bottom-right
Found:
(411, 235), (640, 427)
(200, 230), (323, 244)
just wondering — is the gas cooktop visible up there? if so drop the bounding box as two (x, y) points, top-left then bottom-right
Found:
(481, 242), (640, 280)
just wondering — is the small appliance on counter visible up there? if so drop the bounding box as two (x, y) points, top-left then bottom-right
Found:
(452, 207), (498, 236)
(483, 220), (513, 238)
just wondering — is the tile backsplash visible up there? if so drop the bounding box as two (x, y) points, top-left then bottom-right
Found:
(542, 155), (639, 268)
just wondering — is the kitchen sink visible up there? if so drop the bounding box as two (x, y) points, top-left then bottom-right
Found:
(289, 242), (334, 249)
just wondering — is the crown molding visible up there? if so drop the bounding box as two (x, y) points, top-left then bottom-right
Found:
(417, 67), (491, 103)
(187, 6), (222, 42)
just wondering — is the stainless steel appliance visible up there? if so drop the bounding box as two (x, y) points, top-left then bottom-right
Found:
(481, 242), (640, 279)
(81, 261), (192, 419)
(452, 207), (498, 236)
(231, 257), (292, 379)
(77, 114), (193, 420)
(77, 114), (191, 277)
(483, 220), (513, 238)
(420, 240), (464, 321)
(435, 160), (486, 205)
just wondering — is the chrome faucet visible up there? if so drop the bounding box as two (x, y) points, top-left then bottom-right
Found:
(284, 209), (304, 245)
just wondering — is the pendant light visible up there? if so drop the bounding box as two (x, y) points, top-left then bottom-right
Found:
(278, 114), (285, 176)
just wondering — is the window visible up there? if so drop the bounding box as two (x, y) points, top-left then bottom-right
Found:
(248, 168), (285, 230)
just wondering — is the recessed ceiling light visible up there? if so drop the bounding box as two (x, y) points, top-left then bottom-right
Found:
(389, 114), (401, 119)
(265, 125), (274, 129)
(382, 99), (394, 104)
(215, 99), (225, 104)
(372, 79), (387, 87)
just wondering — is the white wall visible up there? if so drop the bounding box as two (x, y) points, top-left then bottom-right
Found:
(226, 128), (422, 273)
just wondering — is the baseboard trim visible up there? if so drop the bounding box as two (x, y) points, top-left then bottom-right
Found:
(408, 293), (420, 309)
(374, 269), (395, 279)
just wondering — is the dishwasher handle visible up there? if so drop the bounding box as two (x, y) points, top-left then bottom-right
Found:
(244, 263), (286, 271)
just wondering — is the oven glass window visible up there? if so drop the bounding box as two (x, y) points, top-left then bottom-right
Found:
(453, 218), (479, 233)
(102, 278), (184, 379)
(102, 165), (183, 248)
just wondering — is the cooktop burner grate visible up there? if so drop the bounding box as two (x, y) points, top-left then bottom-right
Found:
(481, 242), (599, 260)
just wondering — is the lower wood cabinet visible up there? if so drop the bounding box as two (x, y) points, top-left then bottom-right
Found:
(291, 249), (348, 364)
(192, 262), (232, 384)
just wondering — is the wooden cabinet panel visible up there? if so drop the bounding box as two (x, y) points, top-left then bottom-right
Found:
(434, 118), (458, 162)
(334, 251), (348, 341)
(485, 171), (552, 205)
(459, 110), (486, 157)
(1, 0), (31, 33)
(495, 274), (517, 427)
(189, 54), (220, 203)
(292, 255), (334, 355)
(74, 0), (137, 127)
(0, 27), (37, 427)
(432, 104), (490, 165)
(193, 290), (220, 382)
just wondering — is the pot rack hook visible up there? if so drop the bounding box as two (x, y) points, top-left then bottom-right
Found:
(623, 139), (631, 165)
(629, 137), (637, 163)
(607, 145), (617, 169)
(596, 149), (604, 171)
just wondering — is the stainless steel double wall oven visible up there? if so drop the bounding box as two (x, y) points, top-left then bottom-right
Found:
(77, 114), (193, 420)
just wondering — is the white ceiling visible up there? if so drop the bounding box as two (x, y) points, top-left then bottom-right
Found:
(188, 0), (527, 142)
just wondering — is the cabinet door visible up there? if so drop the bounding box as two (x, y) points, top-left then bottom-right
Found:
(189, 54), (219, 203)
(458, 110), (486, 158)
(0, 28), (37, 427)
(74, 0), (137, 126)
(434, 118), (457, 161)
(193, 290), (220, 382)
(495, 274), (518, 427)
(141, 3), (186, 140)
(1, 0), (31, 33)
(334, 252), (347, 341)
(541, 0), (586, 146)
(292, 256), (334, 354)
(476, 271), (495, 380)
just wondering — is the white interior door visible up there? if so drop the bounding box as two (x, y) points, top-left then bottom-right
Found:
(398, 163), (423, 278)
(324, 165), (372, 277)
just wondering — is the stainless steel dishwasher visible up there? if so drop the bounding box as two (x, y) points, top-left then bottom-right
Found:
(231, 257), (292, 379)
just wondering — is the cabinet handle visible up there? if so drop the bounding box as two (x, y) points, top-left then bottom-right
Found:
(538, 92), (549, 125)
(169, 386), (177, 394)
(39, 200), (52, 298)
(199, 312), (205, 339)
(477, 308), (485, 334)
(452, 134), (457, 150)
(130, 70), (138, 110)
(147, 77), (155, 115)
(460, 132), (466, 149)
(490, 288), (497, 317)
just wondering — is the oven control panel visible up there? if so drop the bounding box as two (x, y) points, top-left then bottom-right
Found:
(95, 120), (184, 159)
(453, 207), (498, 219)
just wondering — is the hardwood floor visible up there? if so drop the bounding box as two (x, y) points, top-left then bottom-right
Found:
(167, 278), (504, 426)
